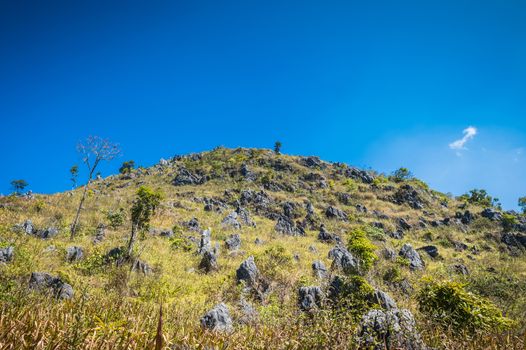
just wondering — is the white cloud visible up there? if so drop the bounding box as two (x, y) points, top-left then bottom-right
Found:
(449, 126), (477, 150)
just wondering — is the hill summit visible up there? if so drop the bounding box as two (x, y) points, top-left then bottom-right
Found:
(0, 147), (525, 349)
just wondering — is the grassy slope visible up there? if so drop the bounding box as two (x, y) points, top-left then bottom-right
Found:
(0, 147), (525, 349)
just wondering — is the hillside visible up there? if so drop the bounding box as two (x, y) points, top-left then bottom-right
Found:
(0, 147), (525, 349)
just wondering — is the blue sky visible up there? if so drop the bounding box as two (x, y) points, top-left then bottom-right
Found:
(1, 1), (525, 209)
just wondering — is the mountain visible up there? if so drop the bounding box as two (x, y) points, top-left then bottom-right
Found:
(0, 147), (525, 349)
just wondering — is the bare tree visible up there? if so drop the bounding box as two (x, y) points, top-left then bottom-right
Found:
(70, 136), (121, 239)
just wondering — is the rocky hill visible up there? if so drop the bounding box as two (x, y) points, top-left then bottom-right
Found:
(0, 147), (525, 349)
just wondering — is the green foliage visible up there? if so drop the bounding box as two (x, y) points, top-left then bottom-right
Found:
(76, 248), (106, 275)
(362, 225), (385, 241)
(330, 275), (376, 320)
(33, 199), (46, 213)
(131, 186), (163, 231)
(417, 279), (514, 334)
(70, 165), (79, 188)
(170, 226), (193, 252)
(347, 227), (378, 271)
(119, 160), (135, 174)
(383, 266), (402, 283)
(501, 213), (518, 232)
(459, 189), (500, 208)
(519, 196), (526, 214)
(10, 179), (28, 194)
(342, 178), (358, 192)
(274, 141), (282, 154)
(390, 167), (413, 182)
(106, 208), (126, 229)
(256, 244), (293, 278)
(372, 175), (388, 186)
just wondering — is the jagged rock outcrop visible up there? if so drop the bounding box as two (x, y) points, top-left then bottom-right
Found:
(221, 211), (241, 229)
(236, 256), (259, 287)
(481, 208), (502, 221)
(198, 229), (212, 255)
(173, 168), (206, 186)
(357, 308), (426, 350)
(199, 251), (218, 273)
(200, 303), (233, 332)
(393, 184), (424, 209)
(93, 223), (106, 243)
(399, 244), (425, 270)
(65, 246), (84, 262)
(328, 245), (359, 274)
(225, 234), (241, 251)
(131, 259), (152, 274)
(275, 215), (305, 236)
(418, 245), (439, 258)
(0, 246), (14, 263)
(317, 224), (340, 243)
(28, 272), (74, 300)
(325, 206), (348, 221)
(298, 286), (324, 311)
(312, 260), (328, 279)
(372, 289), (397, 310)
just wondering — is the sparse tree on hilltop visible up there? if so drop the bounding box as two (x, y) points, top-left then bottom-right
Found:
(11, 179), (28, 195)
(70, 136), (121, 239)
(127, 186), (163, 256)
(119, 160), (136, 174)
(519, 197), (526, 214)
(70, 165), (79, 189)
(391, 167), (413, 182)
(274, 141), (282, 155)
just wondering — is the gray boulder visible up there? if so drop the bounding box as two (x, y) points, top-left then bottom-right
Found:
(93, 223), (106, 244)
(200, 303), (233, 332)
(298, 286), (324, 311)
(399, 244), (424, 270)
(275, 215), (305, 236)
(65, 246), (84, 262)
(0, 246), (14, 263)
(131, 259), (152, 274)
(372, 289), (397, 310)
(225, 234), (241, 251)
(221, 211), (241, 230)
(328, 245), (359, 274)
(418, 245), (439, 258)
(199, 251), (218, 273)
(236, 206), (256, 227)
(318, 224), (340, 243)
(173, 168), (205, 186)
(312, 260), (328, 279)
(393, 184), (424, 209)
(34, 227), (59, 239)
(398, 218), (412, 231)
(28, 272), (74, 300)
(325, 206), (348, 221)
(481, 208), (502, 221)
(357, 308), (426, 350)
(197, 229), (212, 255)
(236, 256), (259, 287)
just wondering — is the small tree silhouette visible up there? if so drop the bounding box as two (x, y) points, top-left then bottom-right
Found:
(274, 141), (282, 154)
(11, 179), (28, 195)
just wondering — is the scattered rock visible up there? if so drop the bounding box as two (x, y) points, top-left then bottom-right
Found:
(382, 248), (396, 260)
(238, 299), (258, 324)
(275, 215), (305, 236)
(455, 210), (474, 225)
(65, 246), (84, 262)
(373, 289), (397, 310)
(93, 223), (106, 244)
(481, 208), (502, 221)
(312, 260), (328, 278)
(325, 206), (348, 221)
(200, 303), (233, 332)
(418, 245), (439, 258)
(28, 272), (74, 300)
(199, 251), (218, 273)
(131, 259), (152, 274)
(398, 218), (412, 231)
(357, 308), (426, 350)
(337, 192), (353, 206)
(203, 197), (228, 212)
(318, 224), (340, 243)
(452, 264), (470, 275)
(236, 256), (260, 287)
(388, 230), (404, 239)
(501, 232), (526, 252)
(173, 168), (206, 186)
(254, 238), (263, 245)
(393, 184), (424, 209)
(221, 211), (241, 230)
(236, 206), (256, 227)
(399, 244), (424, 270)
(344, 167), (375, 184)
(198, 229), (212, 255)
(0, 246), (14, 263)
(298, 286), (324, 311)
(299, 156), (325, 169)
(225, 234), (241, 251)
(356, 204), (368, 213)
(184, 218), (200, 232)
(240, 163), (257, 181)
(328, 245), (359, 274)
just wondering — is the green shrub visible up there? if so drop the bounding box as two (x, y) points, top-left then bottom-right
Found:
(417, 278), (514, 334)
(383, 266), (402, 283)
(347, 228), (378, 271)
(256, 244), (294, 278)
(330, 275), (376, 320)
(76, 248), (106, 275)
(390, 167), (413, 182)
(106, 208), (125, 229)
(170, 227), (193, 252)
(501, 214), (518, 232)
(459, 189), (500, 208)
(362, 225), (385, 241)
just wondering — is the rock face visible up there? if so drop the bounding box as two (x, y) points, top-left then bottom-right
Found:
(501, 232), (526, 251)
(225, 234), (241, 251)
(65, 246), (84, 262)
(328, 245), (359, 274)
(357, 308), (426, 350)
(298, 286), (324, 311)
(393, 184), (424, 209)
(236, 256), (259, 287)
(0, 246), (14, 263)
(312, 260), (328, 279)
(325, 206), (348, 221)
(481, 208), (502, 221)
(418, 245), (439, 258)
(399, 244), (425, 270)
(199, 251), (218, 273)
(28, 272), (74, 300)
(236, 206), (256, 227)
(200, 303), (233, 332)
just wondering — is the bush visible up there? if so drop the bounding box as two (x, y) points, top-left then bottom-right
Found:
(390, 167), (413, 182)
(256, 244), (294, 279)
(459, 189), (500, 208)
(119, 160), (135, 174)
(501, 214), (518, 232)
(106, 208), (125, 229)
(347, 228), (378, 271)
(330, 275), (376, 320)
(170, 227), (193, 252)
(417, 279), (514, 334)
